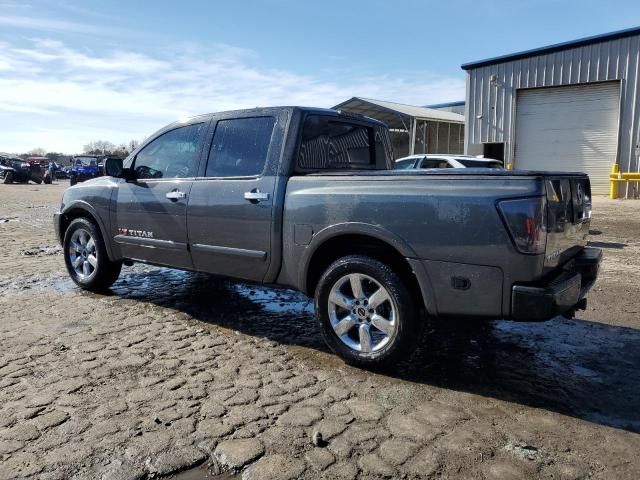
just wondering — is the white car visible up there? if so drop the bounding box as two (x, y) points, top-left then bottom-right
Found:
(394, 154), (504, 170)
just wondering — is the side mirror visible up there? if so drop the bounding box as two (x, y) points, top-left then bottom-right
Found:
(105, 158), (136, 181)
(104, 157), (123, 177)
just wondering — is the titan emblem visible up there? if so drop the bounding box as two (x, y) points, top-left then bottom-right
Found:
(118, 228), (154, 238)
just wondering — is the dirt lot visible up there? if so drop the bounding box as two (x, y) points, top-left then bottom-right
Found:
(1, 182), (639, 480)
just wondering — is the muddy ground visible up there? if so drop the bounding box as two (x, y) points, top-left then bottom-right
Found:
(0, 182), (639, 480)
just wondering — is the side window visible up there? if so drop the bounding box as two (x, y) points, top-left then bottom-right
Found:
(134, 123), (204, 179)
(298, 115), (376, 169)
(420, 159), (450, 169)
(206, 117), (275, 177)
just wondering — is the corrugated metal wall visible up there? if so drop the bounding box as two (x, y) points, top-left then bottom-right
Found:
(465, 34), (640, 196)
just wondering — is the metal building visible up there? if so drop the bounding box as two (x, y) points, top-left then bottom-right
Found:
(425, 101), (466, 116)
(333, 97), (465, 159)
(463, 26), (640, 196)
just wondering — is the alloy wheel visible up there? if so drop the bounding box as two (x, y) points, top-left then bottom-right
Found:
(327, 273), (398, 353)
(68, 228), (98, 280)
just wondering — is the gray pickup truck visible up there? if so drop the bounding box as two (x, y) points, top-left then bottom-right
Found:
(54, 107), (601, 367)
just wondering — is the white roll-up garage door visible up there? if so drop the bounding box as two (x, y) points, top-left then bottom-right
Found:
(514, 82), (620, 194)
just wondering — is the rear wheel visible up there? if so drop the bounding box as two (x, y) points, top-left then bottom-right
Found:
(315, 255), (421, 369)
(63, 217), (122, 291)
(3, 171), (13, 184)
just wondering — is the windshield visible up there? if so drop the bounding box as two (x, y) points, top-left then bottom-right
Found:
(394, 159), (416, 169)
(74, 157), (98, 166)
(457, 159), (503, 169)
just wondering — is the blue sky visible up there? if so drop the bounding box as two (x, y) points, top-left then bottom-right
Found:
(1, 0), (639, 153)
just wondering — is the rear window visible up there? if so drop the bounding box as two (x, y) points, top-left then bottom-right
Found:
(420, 159), (451, 169)
(457, 159), (503, 169)
(298, 115), (392, 170)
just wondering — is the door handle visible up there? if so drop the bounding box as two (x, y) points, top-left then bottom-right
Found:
(166, 190), (187, 200)
(244, 190), (271, 203)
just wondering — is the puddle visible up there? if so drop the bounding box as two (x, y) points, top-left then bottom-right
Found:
(234, 283), (313, 315)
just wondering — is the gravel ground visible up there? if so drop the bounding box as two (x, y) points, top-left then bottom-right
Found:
(1, 182), (639, 480)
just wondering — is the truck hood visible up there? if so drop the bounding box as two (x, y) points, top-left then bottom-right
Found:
(70, 176), (116, 187)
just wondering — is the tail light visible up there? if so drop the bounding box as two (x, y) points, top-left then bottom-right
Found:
(497, 197), (547, 254)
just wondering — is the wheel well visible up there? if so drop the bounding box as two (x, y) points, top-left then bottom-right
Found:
(306, 234), (423, 306)
(58, 209), (99, 244)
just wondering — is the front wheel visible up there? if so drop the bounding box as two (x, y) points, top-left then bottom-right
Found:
(63, 217), (122, 291)
(3, 172), (13, 184)
(70, 178), (77, 186)
(315, 255), (421, 369)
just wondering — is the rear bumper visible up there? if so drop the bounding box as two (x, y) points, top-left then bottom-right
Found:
(511, 247), (602, 321)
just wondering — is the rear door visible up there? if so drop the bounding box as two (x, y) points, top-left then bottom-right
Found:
(112, 121), (207, 269)
(187, 112), (282, 281)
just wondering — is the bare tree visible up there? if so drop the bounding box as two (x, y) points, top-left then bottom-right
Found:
(27, 147), (47, 156)
(83, 140), (116, 155)
(128, 139), (140, 152)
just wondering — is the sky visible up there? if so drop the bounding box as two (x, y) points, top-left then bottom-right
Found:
(1, 0), (639, 153)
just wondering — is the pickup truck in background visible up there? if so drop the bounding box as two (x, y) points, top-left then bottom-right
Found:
(54, 107), (601, 368)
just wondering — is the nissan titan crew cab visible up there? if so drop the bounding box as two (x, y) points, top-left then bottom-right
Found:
(54, 107), (602, 368)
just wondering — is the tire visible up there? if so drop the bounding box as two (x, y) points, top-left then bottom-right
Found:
(70, 178), (77, 186)
(315, 255), (421, 369)
(3, 171), (13, 184)
(33, 178), (42, 184)
(63, 217), (122, 291)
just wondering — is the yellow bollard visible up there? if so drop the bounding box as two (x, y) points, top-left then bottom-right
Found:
(610, 163), (619, 199)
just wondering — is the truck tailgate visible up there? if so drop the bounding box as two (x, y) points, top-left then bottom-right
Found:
(544, 174), (592, 269)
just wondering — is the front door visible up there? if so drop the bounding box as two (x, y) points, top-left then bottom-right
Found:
(112, 121), (207, 269)
(187, 114), (279, 281)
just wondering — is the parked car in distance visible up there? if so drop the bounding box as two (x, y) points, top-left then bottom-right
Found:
(55, 165), (71, 179)
(70, 156), (101, 185)
(54, 107), (601, 368)
(26, 156), (47, 168)
(1, 155), (43, 184)
(395, 154), (504, 170)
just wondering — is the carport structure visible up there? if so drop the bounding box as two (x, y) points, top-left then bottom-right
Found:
(333, 97), (465, 158)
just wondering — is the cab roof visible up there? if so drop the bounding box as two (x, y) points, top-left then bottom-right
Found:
(183, 106), (388, 128)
